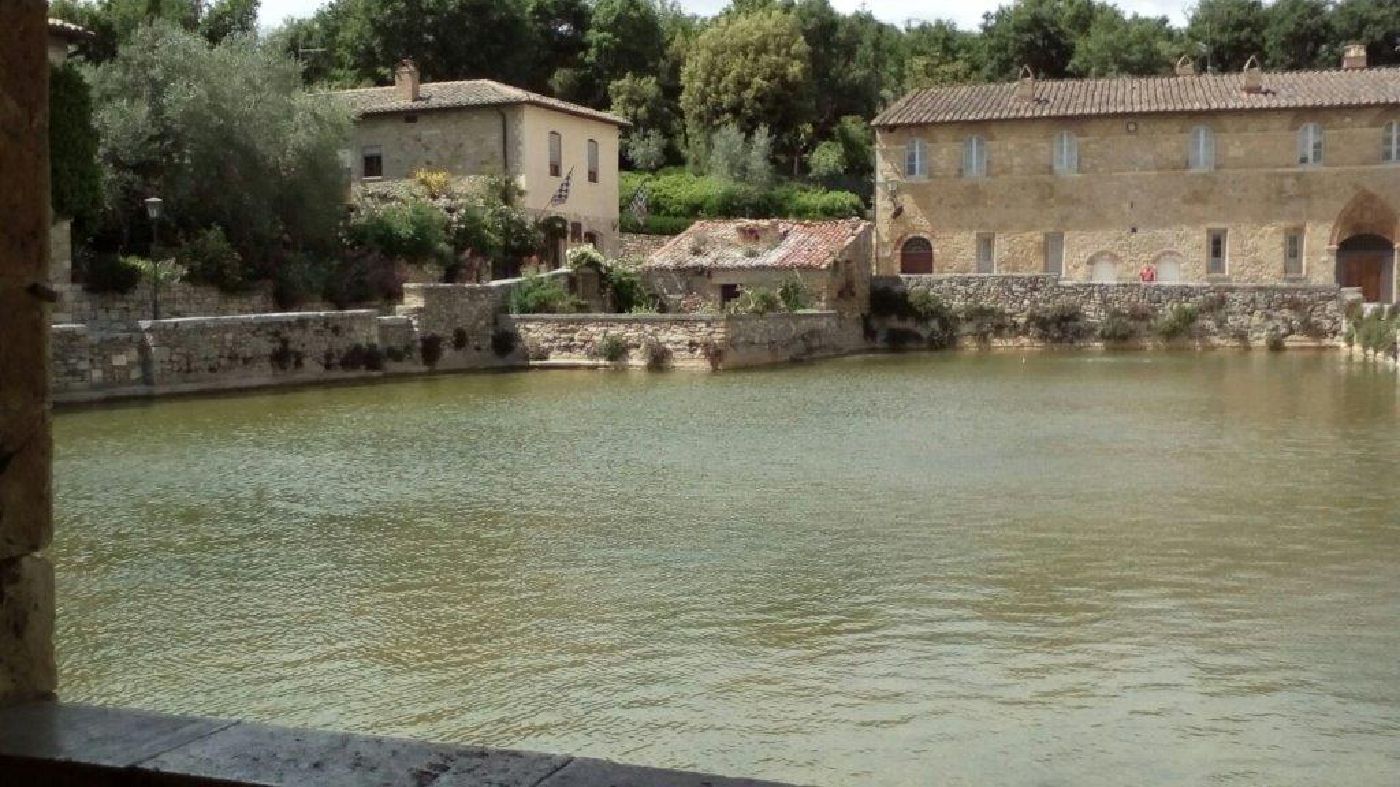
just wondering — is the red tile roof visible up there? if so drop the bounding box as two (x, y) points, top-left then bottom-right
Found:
(874, 67), (1400, 127)
(331, 79), (627, 127)
(644, 219), (871, 271)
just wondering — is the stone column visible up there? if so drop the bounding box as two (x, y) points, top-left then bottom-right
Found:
(0, 0), (57, 704)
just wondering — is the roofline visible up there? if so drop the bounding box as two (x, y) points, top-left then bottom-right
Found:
(47, 19), (94, 41)
(872, 99), (1400, 129)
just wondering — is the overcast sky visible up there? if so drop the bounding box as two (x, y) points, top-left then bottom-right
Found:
(258, 0), (1193, 33)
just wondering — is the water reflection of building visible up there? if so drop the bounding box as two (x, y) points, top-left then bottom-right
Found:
(874, 46), (1400, 304)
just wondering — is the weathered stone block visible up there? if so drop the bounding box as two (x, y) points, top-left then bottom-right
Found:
(0, 555), (55, 703)
(0, 401), (51, 558)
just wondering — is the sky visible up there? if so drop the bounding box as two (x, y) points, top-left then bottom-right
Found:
(257, 0), (1193, 33)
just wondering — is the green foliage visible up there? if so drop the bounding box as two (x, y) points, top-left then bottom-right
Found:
(1069, 9), (1177, 77)
(177, 226), (248, 292)
(1154, 304), (1200, 341)
(1098, 309), (1138, 342)
(272, 253), (327, 309)
(603, 265), (649, 313)
(1334, 0), (1400, 67)
(321, 251), (403, 307)
(807, 140), (846, 179)
(345, 199), (449, 263)
(1264, 0), (1336, 70)
(199, 0), (259, 45)
(777, 274), (811, 312)
(705, 124), (773, 188)
(641, 337), (671, 368)
(82, 253), (143, 294)
(623, 129), (668, 171)
(49, 64), (102, 230)
(594, 333), (629, 362)
(620, 169), (861, 226)
(1352, 308), (1398, 355)
(1026, 301), (1087, 342)
(566, 245), (607, 271)
(1187, 0), (1267, 73)
(619, 214), (695, 236)
(960, 303), (1013, 340)
(89, 22), (349, 271)
(509, 274), (585, 314)
(726, 286), (784, 316)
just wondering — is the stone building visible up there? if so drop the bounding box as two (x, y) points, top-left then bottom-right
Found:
(332, 61), (627, 257)
(643, 219), (872, 315)
(872, 48), (1400, 304)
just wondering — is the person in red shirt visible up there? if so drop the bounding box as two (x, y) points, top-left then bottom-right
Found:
(1139, 263), (1157, 283)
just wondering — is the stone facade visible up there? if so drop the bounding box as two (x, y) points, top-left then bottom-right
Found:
(875, 102), (1400, 304)
(508, 312), (858, 370)
(617, 232), (672, 262)
(871, 274), (1344, 348)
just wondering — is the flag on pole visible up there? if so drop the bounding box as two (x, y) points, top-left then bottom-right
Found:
(549, 168), (573, 207)
(628, 184), (649, 225)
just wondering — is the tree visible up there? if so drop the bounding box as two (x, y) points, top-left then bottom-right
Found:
(584, 0), (666, 106)
(609, 73), (671, 132)
(1070, 10), (1177, 77)
(904, 20), (982, 89)
(681, 9), (813, 169)
(48, 0), (201, 62)
(1263, 0), (1336, 70)
(527, 0), (591, 96)
(50, 64), (103, 234)
(1333, 0), (1400, 67)
(1187, 0), (1268, 73)
(807, 140), (845, 179)
(199, 0), (259, 45)
(89, 22), (350, 270)
(624, 129), (667, 171)
(981, 0), (1098, 79)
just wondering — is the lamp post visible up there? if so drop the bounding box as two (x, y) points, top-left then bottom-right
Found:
(144, 196), (163, 321)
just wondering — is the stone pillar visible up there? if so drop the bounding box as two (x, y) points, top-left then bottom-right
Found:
(0, 0), (57, 705)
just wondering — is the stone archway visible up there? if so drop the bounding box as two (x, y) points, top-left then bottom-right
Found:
(1087, 251), (1122, 283)
(899, 236), (933, 274)
(1331, 191), (1397, 303)
(1152, 251), (1185, 283)
(1337, 234), (1394, 304)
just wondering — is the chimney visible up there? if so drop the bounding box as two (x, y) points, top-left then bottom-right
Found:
(1241, 56), (1263, 94)
(1014, 65), (1036, 102)
(1175, 55), (1197, 77)
(1342, 43), (1368, 71)
(395, 58), (421, 101)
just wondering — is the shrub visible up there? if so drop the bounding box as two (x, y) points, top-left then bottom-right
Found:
(82, 253), (143, 294)
(1098, 310), (1138, 342)
(345, 199), (449, 263)
(420, 333), (444, 367)
(490, 328), (518, 358)
(1027, 302), (1087, 342)
(509, 274), (585, 314)
(1353, 309), (1397, 356)
(178, 226), (248, 292)
(1265, 328), (1287, 351)
(727, 287), (783, 315)
(1125, 301), (1157, 322)
(885, 327), (922, 350)
(642, 337), (671, 369)
(961, 303), (1012, 341)
(49, 63), (101, 229)
(412, 169), (453, 198)
(595, 334), (628, 362)
(273, 253), (326, 310)
(869, 286), (910, 318)
(603, 265), (648, 313)
(777, 275), (811, 311)
(322, 250), (403, 307)
(566, 245), (607, 271)
(1154, 305), (1199, 341)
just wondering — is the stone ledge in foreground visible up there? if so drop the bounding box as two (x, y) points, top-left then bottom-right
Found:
(0, 701), (798, 787)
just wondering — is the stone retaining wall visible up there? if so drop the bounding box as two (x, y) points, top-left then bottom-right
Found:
(49, 326), (143, 395)
(617, 232), (672, 261)
(508, 311), (855, 370)
(873, 274), (1345, 349)
(66, 280), (338, 331)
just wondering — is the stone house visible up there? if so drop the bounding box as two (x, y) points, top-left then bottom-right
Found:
(872, 48), (1400, 304)
(643, 219), (873, 315)
(332, 61), (627, 259)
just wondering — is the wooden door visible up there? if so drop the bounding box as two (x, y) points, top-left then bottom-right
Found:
(1339, 253), (1386, 303)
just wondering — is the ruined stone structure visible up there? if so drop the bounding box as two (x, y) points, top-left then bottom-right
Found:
(332, 62), (626, 256)
(873, 50), (1400, 304)
(643, 219), (873, 316)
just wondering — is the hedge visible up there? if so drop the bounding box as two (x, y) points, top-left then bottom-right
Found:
(620, 168), (864, 234)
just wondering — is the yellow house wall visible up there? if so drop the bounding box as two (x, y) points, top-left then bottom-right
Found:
(875, 107), (1400, 291)
(517, 104), (621, 255)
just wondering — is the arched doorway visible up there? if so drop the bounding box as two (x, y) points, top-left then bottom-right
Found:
(1336, 234), (1394, 303)
(1153, 252), (1184, 283)
(1088, 251), (1121, 283)
(900, 236), (933, 274)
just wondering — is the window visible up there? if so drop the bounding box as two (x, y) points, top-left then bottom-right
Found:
(1207, 229), (1228, 275)
(976, 233), (995, 273)
(1297, 123), (1323, 166)
(1043, 232), (1064, 275)
(905, 138), (927, 178)
(569, 221), (582, 242)
(720, 283), (741, 306)
(1053, 131), (1078, 174)
(1384, 121), (1399, 163)
(549, 131), (562, 177)
(587, 139), (599, 183)
(899, 237), (933, 274)
(963, 135), (987, 178)
(1188, 126), (1214, 171)
(1284, 229), (1304, 277)
(583, 231), (598, 247)
(361, 145), (383, 179)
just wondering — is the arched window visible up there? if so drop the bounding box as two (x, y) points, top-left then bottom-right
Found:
(1087, 251), (1121, 283)
(905, 138), (927, 178)
(1053, 131), (1078, 174)
(1297, 123), (1323, 166)
(963, 135), (987, 178)
(899, 237), (933, 274)
(1383, 121), (1399, 163)
(1188, 126), (1214, 171)
(1154, 252), (1184, 282)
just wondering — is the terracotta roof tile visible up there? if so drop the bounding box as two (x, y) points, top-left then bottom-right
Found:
(329, 79), (628, 127)
(644, 219), (870, 271)
(874, 68), (1400, 127)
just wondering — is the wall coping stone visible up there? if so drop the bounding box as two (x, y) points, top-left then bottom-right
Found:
(508, 311), (838, 324)
(884, 274), (1341, 293)
(138, 310), (379, 329)
(0, 701), (793, 787)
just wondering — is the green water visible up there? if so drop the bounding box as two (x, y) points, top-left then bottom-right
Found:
(53, 353), (1400, 786)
